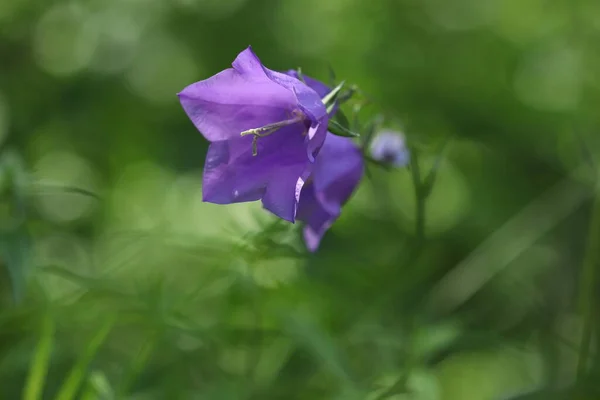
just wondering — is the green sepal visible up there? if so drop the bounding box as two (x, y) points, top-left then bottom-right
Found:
(336, 86), (357, 105)
(334, 109), (351, 130)
(295, 67), (307, 84)
(328, 118), (360, 138)
(321, 81), (345, 109)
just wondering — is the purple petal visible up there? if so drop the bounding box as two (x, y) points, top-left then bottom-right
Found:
(297, 183), (337, 251)
(304, 221), (333, 252)
(178, 47), (297, 142)
(262, 164), (311, 223)
(284, 70), (340, 117)
(305, 119), (328, 163)
(202, 139), (263, 204)
(312, 134), (364, 214)
(285, 70), (331, 99)
(297, 133), (364, 251)
(202, 123), (309, 222)
(268, 73), (329, 162)
(262, 69), (327, 123)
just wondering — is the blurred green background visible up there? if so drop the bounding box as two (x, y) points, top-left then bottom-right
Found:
(2, 0), (600, 399)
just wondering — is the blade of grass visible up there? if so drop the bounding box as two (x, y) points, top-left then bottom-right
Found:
(79, 371), (114, 400)
(23, 314), (55, 400)
(427, 165), (594, 314)
(54, 317), (115, 400)
(115, 334), (158, 397)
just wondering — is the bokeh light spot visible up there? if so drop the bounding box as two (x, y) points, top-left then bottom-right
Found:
(87, 8), (143, 74)
(514, 42), (583, 112)
(423, 0), (496, 31)
(490, 0), (568, 44)
(271, 0), (345, 56)
(125, 33), (199, 104)
(33, 3), (99, 77)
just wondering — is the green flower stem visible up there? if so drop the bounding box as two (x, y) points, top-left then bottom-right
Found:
(409, 150), (426, 243)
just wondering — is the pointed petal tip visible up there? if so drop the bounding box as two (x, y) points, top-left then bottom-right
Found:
(239, 45), (257, 58)
(303, 227), (322, 252)
(201, 188), (217, 204)
(176, 84), (195, 99)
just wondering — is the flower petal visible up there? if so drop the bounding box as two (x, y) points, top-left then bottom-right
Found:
(202, 139), (264, 204)
(178, 48), (296, 142)
(285, 70), (331, 99)
(297, 183), (337, 251)
(313, 134), (364, 212)
(202, 123), (310, 221)
(297, 133), (364, 250)
(284, 70), (339, 117)
(305, 120), (328, 162)
(263, 68), (327, 123)
(262, 164), (311, 223)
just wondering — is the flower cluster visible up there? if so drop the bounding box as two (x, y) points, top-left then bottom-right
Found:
(178, 47), (406, 251)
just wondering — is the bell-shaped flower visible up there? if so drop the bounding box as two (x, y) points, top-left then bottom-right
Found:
(178, 47), (329, 222)
(282, 70), (364, 251)
(369, 130), (410, 167)
(296, 133), (364, 252)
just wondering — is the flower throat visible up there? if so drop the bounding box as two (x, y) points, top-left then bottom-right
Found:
(240, 110), (305, 156)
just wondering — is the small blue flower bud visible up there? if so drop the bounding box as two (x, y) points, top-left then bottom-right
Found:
(369, 130), (410, 167)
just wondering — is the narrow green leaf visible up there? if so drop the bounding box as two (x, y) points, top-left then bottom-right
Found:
(321, 81), (345, 108)
(54, 317), (115, 400)
(115, 334), (158, 397)
(31, 183), (101, 201)
(280, 311), (353, 385)
(79, 371), (114, 400)
(23, 315), (55, 400)
(334, 110), (351, 130)
(328, 119), (360, 138)
(336, 86), (357, 105)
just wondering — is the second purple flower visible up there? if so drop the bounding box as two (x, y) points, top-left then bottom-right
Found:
(284, 71), (364, 251)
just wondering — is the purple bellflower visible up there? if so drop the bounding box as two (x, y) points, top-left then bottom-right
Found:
(369, 130), (410, 167)
(284, 71), (364, 251)
(296, 133), (364, 251)
(178, 47), (329, 222)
